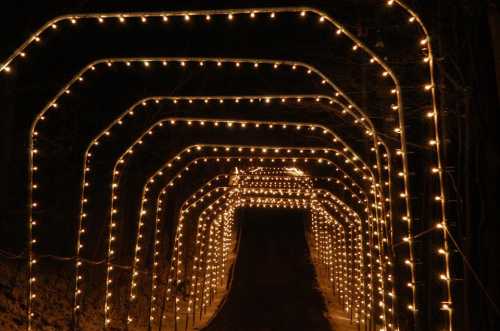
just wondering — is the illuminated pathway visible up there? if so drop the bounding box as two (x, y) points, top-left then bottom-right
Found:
(202, 209), (333, 331)
(155, 166), (367, 331)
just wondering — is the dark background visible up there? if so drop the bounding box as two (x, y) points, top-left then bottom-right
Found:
(0, 0), (499, 330)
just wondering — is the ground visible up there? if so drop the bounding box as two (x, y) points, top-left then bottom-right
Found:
(201, 209), (356, 331)
(0, 210), (357, 330)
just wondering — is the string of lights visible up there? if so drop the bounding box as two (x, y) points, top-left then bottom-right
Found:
(5, 3), (455, 330)
(147, 165), (386, 330)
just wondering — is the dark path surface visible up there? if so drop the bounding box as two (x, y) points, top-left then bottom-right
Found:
(202, 209), (333, 331)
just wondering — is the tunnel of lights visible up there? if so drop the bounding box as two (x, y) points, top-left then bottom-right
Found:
(0, 3), (457, 331)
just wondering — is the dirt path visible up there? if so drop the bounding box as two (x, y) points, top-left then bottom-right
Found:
(202, 209), (333, 331)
